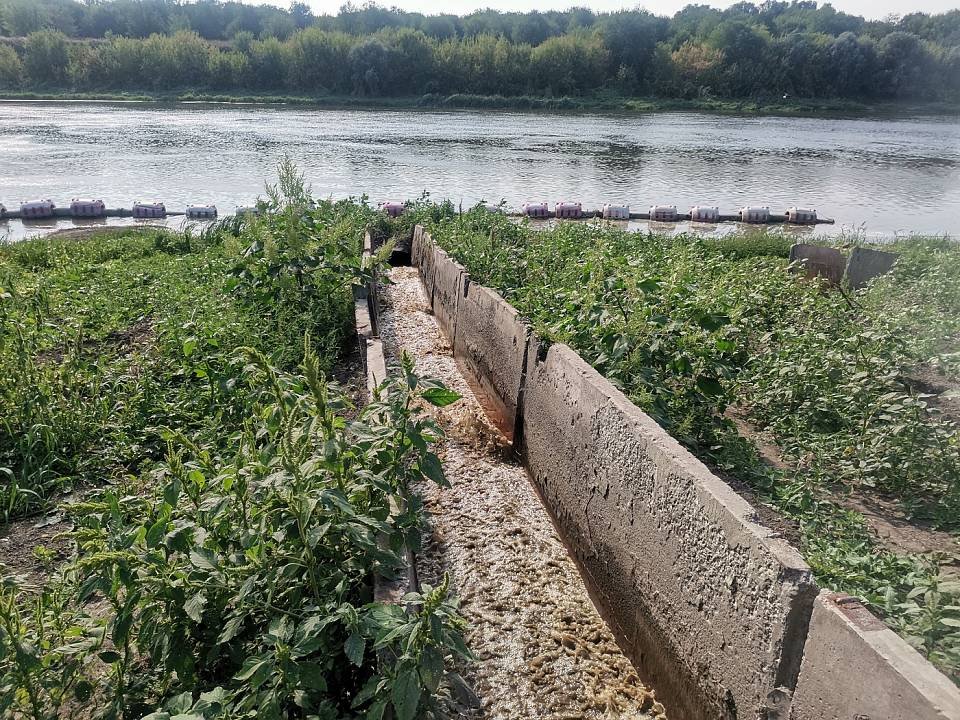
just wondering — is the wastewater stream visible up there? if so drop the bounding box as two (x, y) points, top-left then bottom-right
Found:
(378, 265), (665, 720)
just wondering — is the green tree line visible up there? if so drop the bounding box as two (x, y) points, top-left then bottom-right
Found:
(0, 1), (958, 102)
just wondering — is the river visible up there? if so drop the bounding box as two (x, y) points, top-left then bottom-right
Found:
(1, 101), (958, 241)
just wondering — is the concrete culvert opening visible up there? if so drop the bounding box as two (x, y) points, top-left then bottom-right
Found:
(389, 231), (413, 266)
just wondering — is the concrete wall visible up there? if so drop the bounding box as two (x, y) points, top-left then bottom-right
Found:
(453, 277), (530, 440)
(791, 592), (960, 720)
(789, 243), (845, 285)
(431, 245), (466, 346)
(411, 224), (427, 276)
(846, 247), (898, 290)
(521, 339), (816, 720)
(417, 226), (439, 304)
(410, 224), (959, 720)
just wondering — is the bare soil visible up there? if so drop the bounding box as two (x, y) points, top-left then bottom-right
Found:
(725, 406), (959, 563)
(379, 266), (664, 720)
(718, 407), (804, 548)
(0, 512), (71, 589)
(838, 493), (959, 566)
(37, 316), (156, 366)
(905, 364), (960, 424)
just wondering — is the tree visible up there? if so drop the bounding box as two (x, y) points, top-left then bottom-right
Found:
(349, 38), (390, 95)
(669, 41), (724, 97)
(877, 31), (935, 99)
(827, 31), (876, 97)
(23, 29), (69, 85)
(708, 19), (772, 95)
(290, 2), (312, 30)
(2, 0), (49, 35)
(599, 10), (669, 88)
(530, 31), (608, 95)
(0, 0), (956, 103)
(0, 42), (22, 87)
(287, 28), (351, 93)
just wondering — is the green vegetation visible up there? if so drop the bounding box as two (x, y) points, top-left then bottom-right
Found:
(419, 207), (960, 683)
(0, 169), (473, 718)
(2, 89), (955, 118)
(0, 1), (958, 106)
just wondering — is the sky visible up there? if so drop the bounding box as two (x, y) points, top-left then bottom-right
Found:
(270, 0), (957, 20)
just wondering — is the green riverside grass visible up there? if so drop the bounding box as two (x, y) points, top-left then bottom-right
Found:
(1, 90), (958, 118)
(0, 166), (472, 719)
(415, 203), (960, 684)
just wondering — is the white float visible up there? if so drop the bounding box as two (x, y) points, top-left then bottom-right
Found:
(70, 198), (106, 218)
(649, 205), (679, 222)
(601, 204), (630, 220)
(20, 200), (56, 219)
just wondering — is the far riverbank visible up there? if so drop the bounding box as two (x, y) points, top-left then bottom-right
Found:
(3, 90), (959, 118)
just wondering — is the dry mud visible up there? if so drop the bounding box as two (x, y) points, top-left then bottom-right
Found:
(379, 266), (665, 720)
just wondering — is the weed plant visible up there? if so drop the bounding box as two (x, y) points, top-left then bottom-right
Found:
(1, 346), (470, 719)
(0, 163), (472, 717)
(0, 162), (374, 521)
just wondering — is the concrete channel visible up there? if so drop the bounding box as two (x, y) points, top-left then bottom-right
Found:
(359, 226), (960, 720)
(377, 264), (665, 719)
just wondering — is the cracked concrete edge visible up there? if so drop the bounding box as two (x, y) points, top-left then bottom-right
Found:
(415, 225), (438, 304)
(790, 591), (960, 720)
(419, 227), (525, 439)
(361, 230), (417, 606)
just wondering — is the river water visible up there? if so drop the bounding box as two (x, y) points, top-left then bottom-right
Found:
(1, 101), (958, 241)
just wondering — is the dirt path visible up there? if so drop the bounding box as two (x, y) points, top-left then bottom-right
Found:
(379, 266), (665, 720)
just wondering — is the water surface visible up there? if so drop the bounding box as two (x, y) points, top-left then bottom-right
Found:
(1, 101), (958, 241)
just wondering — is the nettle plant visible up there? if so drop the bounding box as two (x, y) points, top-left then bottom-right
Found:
(228, 159), (382, 371)
(1, 346), (470, 720)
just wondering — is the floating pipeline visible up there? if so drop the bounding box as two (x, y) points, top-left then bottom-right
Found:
(1, 206), (186, 220)
(1, 199), (835, 226)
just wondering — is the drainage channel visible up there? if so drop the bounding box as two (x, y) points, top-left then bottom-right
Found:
(378, 265), (666, 720)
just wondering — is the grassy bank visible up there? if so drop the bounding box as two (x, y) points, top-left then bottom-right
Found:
(416, 206), (960, 683)
(0, 172), (471, 719)
(2, 89), (958, 117)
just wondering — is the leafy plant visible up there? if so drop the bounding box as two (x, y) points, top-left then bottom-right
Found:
(2, 343), (468, 719)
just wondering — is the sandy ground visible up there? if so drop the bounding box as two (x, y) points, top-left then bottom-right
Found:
(379, 266), (665, 720)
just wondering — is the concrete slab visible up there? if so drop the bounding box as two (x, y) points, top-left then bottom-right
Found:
(791, 592), (960, 720)
(790, 244), (845, 285)
(419, 230), (438, 302)
(411, 224), (423, 267)
(453, 278), (530, 440)
(846, 246), (898, 289)
(431, 247), (466, 349)
(520, 340), (816, 720)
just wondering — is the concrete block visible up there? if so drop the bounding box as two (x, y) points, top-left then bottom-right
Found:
(789, 244), (845, 285)
(411, 224), (425, 268)
(791, 592), (960, 720)
(418, 230), (438, 303)
(431, 247), (466, 348)
(520, 341), (816, 720)
(453, 278), (530, 440)
(846, 247), (898, 290)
